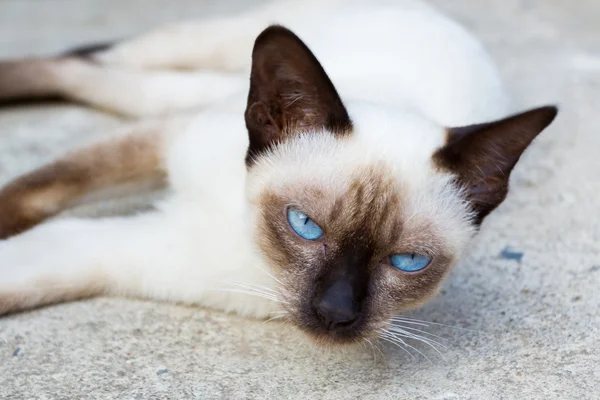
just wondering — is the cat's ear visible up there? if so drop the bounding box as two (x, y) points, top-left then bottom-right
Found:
(434, 106), (558, 225)
(244, 25), (352, 165)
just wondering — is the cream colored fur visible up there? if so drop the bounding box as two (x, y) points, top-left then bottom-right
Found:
(0, 0), (511, 319)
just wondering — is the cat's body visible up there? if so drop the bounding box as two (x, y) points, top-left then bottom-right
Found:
(1, 0), (511, 122)
(0, 0), (556, 345)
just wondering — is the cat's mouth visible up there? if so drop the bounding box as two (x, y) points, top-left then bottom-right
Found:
(290, 301), (374, 345)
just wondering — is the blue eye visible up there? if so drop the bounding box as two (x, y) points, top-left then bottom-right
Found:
(389, 253), (432, 272)
(287, 208), (324, 240)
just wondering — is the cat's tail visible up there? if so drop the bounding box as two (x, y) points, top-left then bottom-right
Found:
(0, 42), (115, 105)
(0, 52), (245, 117)
(0, 58), (64, 103)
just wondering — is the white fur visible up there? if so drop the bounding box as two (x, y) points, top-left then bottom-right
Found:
(55, 59), (247, 116)
(0, 0), (510, 318)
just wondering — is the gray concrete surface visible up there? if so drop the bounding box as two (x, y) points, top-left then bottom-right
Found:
(0, 1), (599, 399)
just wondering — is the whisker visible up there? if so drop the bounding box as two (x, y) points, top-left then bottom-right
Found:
(217, 280), (297, 304)
(214, 287), (279, 299)
(251, 264), (285, 286)
(379, 330), (412, 354)
(388, 325), (448, 348)
(363, 338), (376, 364)
(354, 338), (373, 365)
(390, 334), (446, 354)
(263, 314), (287, 323)
(378, 332), (416, 361)
(388, 318), (430, 327)
(389, 324), (449, 342)
(379, 329), (407, 346)
(220, 280), (281, 295)
(368, 338), (387, 364)
(364, 338), (385, 366)
(388, 326), (448, 349)
(219, 279), (300, 306)
(207, 288), (286, 304)
(387, 327), (447, 360)
(382, 331), (432, 363)
(391, 316), (478, 333)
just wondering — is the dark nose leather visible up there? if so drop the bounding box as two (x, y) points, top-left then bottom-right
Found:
(315, 280), (359, 330)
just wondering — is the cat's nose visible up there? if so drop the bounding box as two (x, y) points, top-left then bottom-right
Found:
(314, 280), (359, 331)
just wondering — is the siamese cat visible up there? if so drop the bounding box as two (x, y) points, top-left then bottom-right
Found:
(0, 0), (557, 346)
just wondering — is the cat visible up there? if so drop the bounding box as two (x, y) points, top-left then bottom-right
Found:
(0, 0), (557, 346)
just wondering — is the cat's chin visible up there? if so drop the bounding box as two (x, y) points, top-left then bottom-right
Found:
(302, 331), (366, 347)
(292, 316), (378, 347)
(301, 328), (382, 348)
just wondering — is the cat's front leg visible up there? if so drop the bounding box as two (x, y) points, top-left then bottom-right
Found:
(0, 214), (174, 316)
(0, 211), (282, 319)
(0, 117), (193, 239)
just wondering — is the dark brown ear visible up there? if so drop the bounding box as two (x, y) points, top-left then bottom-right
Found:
(244, 25), (352, 165)
(434, 106), (558, 225)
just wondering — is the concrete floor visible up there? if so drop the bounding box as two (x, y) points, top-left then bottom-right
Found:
(0, 1), (599, 399)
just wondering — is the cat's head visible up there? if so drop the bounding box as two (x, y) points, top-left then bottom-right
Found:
(244, 26), (557, 345)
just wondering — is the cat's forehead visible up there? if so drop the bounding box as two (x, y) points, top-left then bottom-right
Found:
(249, 106), (449, 184)
(348, 102), (448, 157)
(248, 108), (448, 196)
(247, 121), (475, 255)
